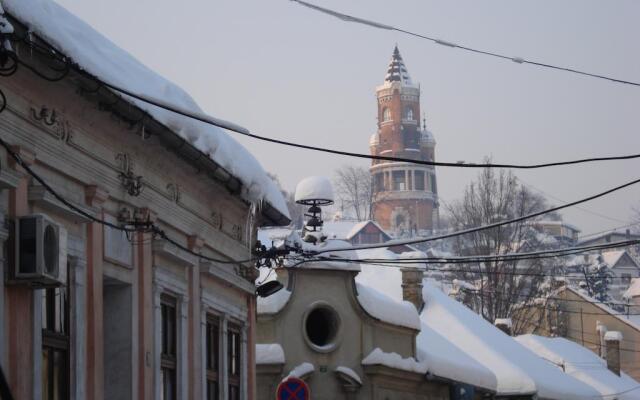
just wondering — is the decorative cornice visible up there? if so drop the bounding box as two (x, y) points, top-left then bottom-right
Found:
(28, 185), (96, 223)
(85, 185), (109, 207)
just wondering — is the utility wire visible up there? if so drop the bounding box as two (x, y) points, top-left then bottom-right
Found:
(309, 176), (640, 254)
(516, 177), (628, 225)
(0, 94), (252, 265)
(290, 0), (640, 88)
(342, 239), (640, 264)
(9, 39), (640, 171)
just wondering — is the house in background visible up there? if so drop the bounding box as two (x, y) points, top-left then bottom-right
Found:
(323, 219), (417, 253)
(516, 334), (639, 399)
(533, 220), (580, 244)
(0, 2), (289, 400)
(518, 285), (640, 381)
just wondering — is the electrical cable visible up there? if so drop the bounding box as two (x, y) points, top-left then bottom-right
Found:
(0, 89), (254, 265)
(338, 238), (640, 264)
(290, 0), (640, 88)
(515, 177), (628, 225)
(308, 176), (640, 254)
(9, 37), (640, 171)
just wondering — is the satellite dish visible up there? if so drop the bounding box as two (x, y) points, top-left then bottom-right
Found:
(256, 280), (284, 298)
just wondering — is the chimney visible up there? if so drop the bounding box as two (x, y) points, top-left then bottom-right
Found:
(494, 318), (513, 336)
(401, 268), (424, 311)
(604, 331), (622, 376)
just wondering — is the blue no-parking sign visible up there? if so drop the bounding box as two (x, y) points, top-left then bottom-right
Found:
(276, 377), (310, 400)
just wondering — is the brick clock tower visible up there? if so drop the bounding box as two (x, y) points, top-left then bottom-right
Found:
(370, 46), (439, 236)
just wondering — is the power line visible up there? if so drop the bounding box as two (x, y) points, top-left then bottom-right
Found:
(0, 98), (253, 265)
(7, 37), (640, 172)
(343, 239), (640, 264)
(515, 177), (628, 225)
(309, 176), (640, 254)
(578, 222), (640, 241)
(290, 0), (640, 88)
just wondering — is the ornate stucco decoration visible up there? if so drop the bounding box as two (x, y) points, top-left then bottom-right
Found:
(115, 152), (143, 197)
(210, 210), (222, 230)
(30, 105), (70, 141)
(166, 183), (181, 204)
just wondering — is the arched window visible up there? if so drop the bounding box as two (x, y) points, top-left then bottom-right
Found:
(382, 107), (391, 122)
(405, 107), (414, 121)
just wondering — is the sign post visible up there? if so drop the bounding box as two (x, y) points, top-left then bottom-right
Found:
(276, 377), (310, 400)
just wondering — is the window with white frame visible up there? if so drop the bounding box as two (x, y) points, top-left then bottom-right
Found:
(41, 279), (70, 400)
(160, 294), (177, 400)
(228, 324), (241, 400)
(205, 315), (220, 400)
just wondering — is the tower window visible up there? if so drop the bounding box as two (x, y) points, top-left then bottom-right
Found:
(382, 107), (391, 122)
(415, 171), (425, 191)
(405, 107), (414, 121)
(392, 171), (405, 191)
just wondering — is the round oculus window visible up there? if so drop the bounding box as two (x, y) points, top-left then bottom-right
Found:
(303, 304), (340, 352)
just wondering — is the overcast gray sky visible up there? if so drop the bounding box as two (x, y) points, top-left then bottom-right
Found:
(56, 0), (640, 235)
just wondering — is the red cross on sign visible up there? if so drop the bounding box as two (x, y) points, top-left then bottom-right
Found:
(276, 377), (310, 400)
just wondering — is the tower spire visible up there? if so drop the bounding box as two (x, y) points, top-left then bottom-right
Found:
(384, 45), (413, 85)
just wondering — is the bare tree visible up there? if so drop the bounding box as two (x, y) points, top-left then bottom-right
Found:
(446, 165), (562, 334)
(333, 165), (372, 221)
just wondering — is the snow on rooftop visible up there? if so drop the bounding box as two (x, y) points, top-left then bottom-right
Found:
(421, 282), (600, 399)
(323, 220), (359, 240)
(2, 0), (289, 218)
(602, 250), (627, 268)
(362, 348), (427, 374)
(623, 278), (640, 299)
(515, 334), (640, 400)
(355, 282), (420, 330)
(416, 320), (497, 392)
(256, 343), (285, 365)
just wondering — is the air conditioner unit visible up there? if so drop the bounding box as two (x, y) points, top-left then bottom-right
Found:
(13, 214), (67, 287)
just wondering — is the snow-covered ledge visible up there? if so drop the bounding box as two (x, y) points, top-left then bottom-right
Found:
(362, 348), (428, 374)
(282, 362), (315, 381)
(256, 343), (285, 365)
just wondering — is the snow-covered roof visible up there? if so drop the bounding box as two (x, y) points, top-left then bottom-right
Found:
(623, 278), (640, 299)
(323, 220), (391, 242)
(256, 343), (285, 365)
(356, 261), (601, 397)
(515, 335), (640, 400)
(416, 320), (497, 392)
(421, 282), (600, 399)
(2, 0), (289, 219)
(355, 282), (420, 330)
(602, 250), (631, 268)
(323, 221), (360, 240)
